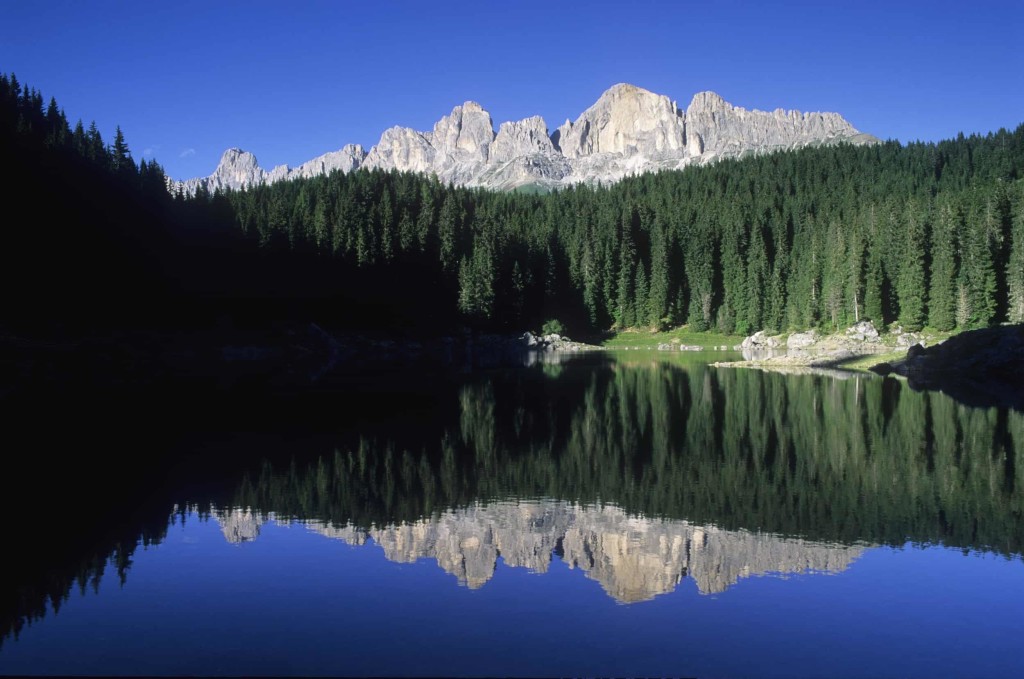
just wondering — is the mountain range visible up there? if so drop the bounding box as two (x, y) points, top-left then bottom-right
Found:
(177, 83), (878, 194)
(214, 500), (866, 603)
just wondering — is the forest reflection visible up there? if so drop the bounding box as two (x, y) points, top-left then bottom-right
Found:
(4, 356), (1023, 642)
(233, 358), (1024, 555)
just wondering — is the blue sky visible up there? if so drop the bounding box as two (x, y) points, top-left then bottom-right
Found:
(3, 0), (1022, 180)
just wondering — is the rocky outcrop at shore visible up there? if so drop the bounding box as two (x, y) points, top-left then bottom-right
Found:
(871, 325), (1024, 410)
(730, 321), (897, 365)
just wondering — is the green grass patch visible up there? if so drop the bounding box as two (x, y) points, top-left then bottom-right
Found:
(835, 350), (906, 372)
(600, 327), (743, 350)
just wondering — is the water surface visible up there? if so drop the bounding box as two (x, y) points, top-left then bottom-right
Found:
(2, 354), (1022, 677)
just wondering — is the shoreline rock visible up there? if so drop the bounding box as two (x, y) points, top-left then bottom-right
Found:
(722, 321), (908, 369)
(869, 325), (1024, 410)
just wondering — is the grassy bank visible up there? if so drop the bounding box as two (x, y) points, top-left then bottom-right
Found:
(599, 327), (743, 350)
(834, 351), (908, 371)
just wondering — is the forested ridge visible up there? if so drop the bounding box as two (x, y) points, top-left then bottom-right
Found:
(5, 72), (1024, 335)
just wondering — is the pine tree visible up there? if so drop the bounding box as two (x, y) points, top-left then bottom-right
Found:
(745, 225), (768, 331)
(110, 125), (134, 176)
(634, 262), (649, 330)
(378, 189), (395, 262)
(457, 242), (495, 320)
(960, 208), (998, 327)
(928, 199), (960, 331)
(437, 193), (460, 272)
(685, 223), (714, 331)
(615, 217), (636, 328)
(646, 216), (670, 328)
(897, 200), (927, 331)
(1007, 191), (1024, 323)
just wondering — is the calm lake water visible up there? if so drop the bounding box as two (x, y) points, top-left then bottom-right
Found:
(2, 353), (1023, 677)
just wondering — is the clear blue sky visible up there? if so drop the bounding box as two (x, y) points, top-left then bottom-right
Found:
(3, 0), (1022, 180)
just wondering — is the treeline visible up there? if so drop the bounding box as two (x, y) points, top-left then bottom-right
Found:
(6, 72), (1024, 335)
(1, 73), (346, 329)
(198, 121), (1024, 334)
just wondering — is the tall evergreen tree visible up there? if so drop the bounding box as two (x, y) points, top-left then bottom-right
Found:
(1007, 191), (1024, 323)
(928, 199), (960, 331)
(960, 209), (998, 327)
(897, 200), (927, 331)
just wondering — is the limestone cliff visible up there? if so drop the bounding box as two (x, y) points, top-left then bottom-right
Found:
(177, 84), (875, 194)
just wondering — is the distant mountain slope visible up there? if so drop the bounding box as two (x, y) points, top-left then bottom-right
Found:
(177, 83), (876, 193)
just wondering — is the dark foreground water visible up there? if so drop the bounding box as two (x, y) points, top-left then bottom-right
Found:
(2, 353), (1022, 677)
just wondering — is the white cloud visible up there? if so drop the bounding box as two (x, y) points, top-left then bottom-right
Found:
(179, 148), (196, 158)
(142, 147), (156, 157)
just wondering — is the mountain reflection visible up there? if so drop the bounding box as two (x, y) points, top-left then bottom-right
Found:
(4, 355), (1022, 645)
(213, 501), (867, 602)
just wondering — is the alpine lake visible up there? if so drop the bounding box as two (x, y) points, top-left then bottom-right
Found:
(2, 350), (1022, 678)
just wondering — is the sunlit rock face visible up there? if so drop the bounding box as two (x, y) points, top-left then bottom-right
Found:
(683, 90), (872, 160)
(174, 145), (367, 196)
(553, 83), (686, 159)
(219, 501), (868, 602)
(177, 84), (875, 194)
(214, 507), (265, 544)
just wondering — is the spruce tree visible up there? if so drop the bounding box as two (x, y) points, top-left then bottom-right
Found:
(897, 201), (927, 331)
(961, 209), (998, 327)
(928, 199), (960, 331)
(1007, 192), (1024, 323)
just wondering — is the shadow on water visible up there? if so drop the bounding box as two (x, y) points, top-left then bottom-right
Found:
(2, 353), (1023, 645)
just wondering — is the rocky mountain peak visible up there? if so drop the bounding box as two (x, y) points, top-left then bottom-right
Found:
(492, 115), (555, 160)
(554, 83), (686, 160)
(218, 147), (259, 170)
(177, 84), (876, 194)
(430, 101), (495, 162)
(688, 90), (729, 113)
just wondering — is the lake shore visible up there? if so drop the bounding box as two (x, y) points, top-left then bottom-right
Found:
(709, 321), (945, 372)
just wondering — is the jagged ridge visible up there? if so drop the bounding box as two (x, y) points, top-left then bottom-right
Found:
(214, 500), (867, 603)
(178, 83), (876, 194)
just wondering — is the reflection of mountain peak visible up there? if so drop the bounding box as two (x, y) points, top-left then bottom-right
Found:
(214, 507), (264, 544)
(217, 501), (867, 602)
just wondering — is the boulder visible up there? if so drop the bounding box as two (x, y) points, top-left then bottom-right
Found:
(897, 333), (923, 347)
(845, 320), (880, 342)
(741, 331), (781, 349)
(787, 330), (818, 349)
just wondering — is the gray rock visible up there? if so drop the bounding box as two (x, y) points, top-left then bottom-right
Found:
(553, 83), (686, 159)
(175, 84), (876, 194)
(742, 331), (781, 349)
(684, 91), (869, 161)
(492, 116), (557, 161)
(787, 330), (818, 349)
(897, 333), (923, 347)
(845, 320), (880, 341)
